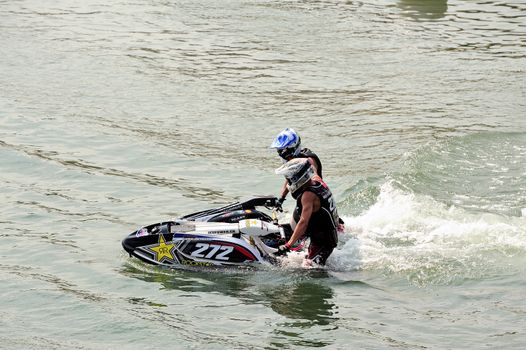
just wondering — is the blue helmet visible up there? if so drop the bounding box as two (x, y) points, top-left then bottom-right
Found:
(270, 128), (302, 160)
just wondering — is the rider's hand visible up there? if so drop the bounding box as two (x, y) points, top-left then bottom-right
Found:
(274, 243), (291, 256)
(275, 197), (286, 212)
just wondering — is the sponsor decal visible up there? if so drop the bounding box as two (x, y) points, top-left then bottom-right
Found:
(209, 229), (237, 234)
(245, 219), (258, 228)
(173, 233), (211, 240)
(135, 228), (148, 237)
(148, 234), (176, 262)
(181, 260), (213, 267)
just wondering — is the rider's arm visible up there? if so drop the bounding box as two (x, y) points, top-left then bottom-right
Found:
(280, 180), (289, 200)
(285, 191), (316, 247)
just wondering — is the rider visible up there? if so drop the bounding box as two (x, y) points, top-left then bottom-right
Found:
(270, 128), (323, 211)
(274, 158), (340, 266)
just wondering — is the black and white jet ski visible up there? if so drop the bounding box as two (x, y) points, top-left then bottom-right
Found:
(122, 196), (297, 268)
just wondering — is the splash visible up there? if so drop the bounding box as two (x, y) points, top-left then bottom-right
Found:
(331, 180), (526, 286)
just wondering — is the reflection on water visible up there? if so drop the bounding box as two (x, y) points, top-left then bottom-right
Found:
(121, 263), (337, 324)
(263, 281), (337, 326)
(121, 263), (254, 296)
(397, 0), (448, 20)
(120, 264), (339, 347)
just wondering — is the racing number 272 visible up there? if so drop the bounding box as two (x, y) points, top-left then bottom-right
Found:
(190, 243), (233, 261)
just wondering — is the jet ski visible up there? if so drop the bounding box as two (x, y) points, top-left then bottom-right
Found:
(122, 196), (296, 268)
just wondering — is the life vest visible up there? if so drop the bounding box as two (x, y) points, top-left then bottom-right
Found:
(292, 180), (339, 247)
(297, 148), (323, 179)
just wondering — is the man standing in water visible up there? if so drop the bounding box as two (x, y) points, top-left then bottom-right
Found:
(270, 128), (323, 211)
(274, 158), (340, 266)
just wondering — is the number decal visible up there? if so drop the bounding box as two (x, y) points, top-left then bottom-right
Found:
(190, 243), (234, 261)
(326, 194), (339, 226)
(328, 195), (336, 212)
(205, 244), (221, 259)
(191, 243), (209, 258)
(216, 246), (234, 260)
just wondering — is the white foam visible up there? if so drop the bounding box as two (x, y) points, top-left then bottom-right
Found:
(328, 181), (526, 284)
(278, 251), (307, 269)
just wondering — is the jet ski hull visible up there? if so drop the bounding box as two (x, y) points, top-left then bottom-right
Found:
(122, 197), (288, 268)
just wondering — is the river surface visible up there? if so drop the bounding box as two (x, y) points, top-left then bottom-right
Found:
(1, 0), (526, 349)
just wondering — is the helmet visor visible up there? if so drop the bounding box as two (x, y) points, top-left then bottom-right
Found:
(277, 148), (294, 159)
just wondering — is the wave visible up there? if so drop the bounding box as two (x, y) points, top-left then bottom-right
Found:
(331, 132), (526, 285)
(399, 132), (526, 217)
(333, 181), (526, 286)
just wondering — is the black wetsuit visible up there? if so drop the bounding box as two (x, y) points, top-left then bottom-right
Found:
(297, 148), (323, 178)
(292, 180), (339, 265)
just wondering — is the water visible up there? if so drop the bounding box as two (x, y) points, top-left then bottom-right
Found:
(1, 0), (525, 348)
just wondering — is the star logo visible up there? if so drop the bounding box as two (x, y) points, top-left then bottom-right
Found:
(149, 234), (175, 262)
